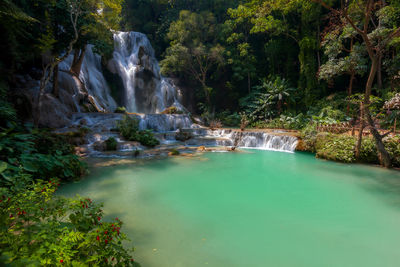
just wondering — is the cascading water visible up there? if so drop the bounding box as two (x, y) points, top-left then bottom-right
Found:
(108, 31), (183, 113)
(59, 45), (117, 112)
(204, 129), (298, 152)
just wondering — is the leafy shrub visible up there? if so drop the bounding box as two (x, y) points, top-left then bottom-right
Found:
(117, 116), (160, 147)
(0, 129), (87, 186)
(252, 113), (309, 130)
(360, 137), (379, 164)
(105, 137), (118, 151)
(309, 106), (349, 125)
(315, 133), (356, 163)
(385, 136), (400, 167)
(0, 82), (17, 127)
(34, 130), (75, 155)
(135, 130), (160, 147)
(216, 111), (240, 127)
(117, 116), (139, 138)
(115, 106), (127, 114)
(0, 180), (137, 266)
(300, 122), (318, 153)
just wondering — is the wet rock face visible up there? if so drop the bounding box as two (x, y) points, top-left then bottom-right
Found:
(39, 94), (73, 128)
(93, 141), (107, 152)
(133, 69), (158, 114)
(110, 31), (185, 113)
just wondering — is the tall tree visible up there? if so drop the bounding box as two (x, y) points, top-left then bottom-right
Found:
(313, 0), (400, 168)
(160, 10), (225, 108)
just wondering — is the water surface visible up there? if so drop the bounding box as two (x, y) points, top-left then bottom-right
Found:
(60, 151), (400, 267)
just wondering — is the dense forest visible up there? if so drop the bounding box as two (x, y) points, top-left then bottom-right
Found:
(1, 0), (400, 265)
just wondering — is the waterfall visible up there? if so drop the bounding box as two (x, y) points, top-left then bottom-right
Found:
(205, 129), (298, 153)
(108, 31), (183, 113)
(59, 45), (117, 112)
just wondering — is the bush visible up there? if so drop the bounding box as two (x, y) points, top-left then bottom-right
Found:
(315, 133), (356, 163)
(117, 116), (139, 138)
(0, 129), (87, 186)
(117, 116), (160, 147)
(360, 137), (379, 164)
(105, 137), (118, 151)
(300, 122), (318, 153)
(216, 111), (240, 127)
(0, 180), (137, 266)
(135, 130), (160, 147)
(385, 136), (400, 167)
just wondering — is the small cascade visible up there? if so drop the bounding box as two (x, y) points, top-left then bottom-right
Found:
(138, 114), (194, 132)
(65, 114), (298, 157)
(108, 31), (183, 113)
(204, 129), (298, 153)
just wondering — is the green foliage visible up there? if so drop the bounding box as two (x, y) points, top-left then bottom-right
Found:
(385, 136), (400, 167)
(160, 10), (225, 108)
(241, 76), (295, 122)
(0, 83), (17, 127)
(117, 116), (139, 139)
(315, 133), (356, 163)
(116, 116), (160, 147)
(360, 137), (379, 164)
(0, 128), (87, 187)
(253, 113), (308, 130)
(300, 127), (400, 167)
(300, 122), (318, 153)
(0, 179), (136, 266)
(216, 111), (241, 127)
(105, 137), (118, 151)
(310, 106), (349, 125)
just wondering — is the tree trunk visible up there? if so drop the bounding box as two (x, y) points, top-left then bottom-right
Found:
(363, 56), (391, 167)
(53, 64), (59, 98)
(34, 63), (56, 128)
(366, 110), (391, 167)
(70, 45), (86, 76)
(355, 103), (364, 160)
(347, 71), (355, 115)
(377, 55), (383, 90)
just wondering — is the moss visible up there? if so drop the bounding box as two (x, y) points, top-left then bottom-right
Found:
(115, 107), (127, 114)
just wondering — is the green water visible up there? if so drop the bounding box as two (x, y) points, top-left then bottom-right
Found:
(60, 151), (400, 267)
